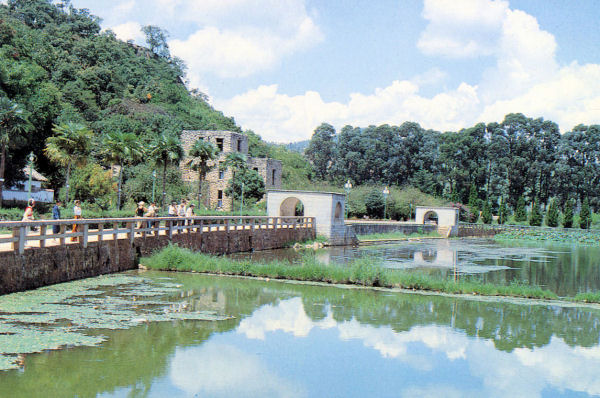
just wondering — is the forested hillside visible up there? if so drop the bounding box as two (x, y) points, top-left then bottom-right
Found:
(305, 116), (600, 214)
(0, 0), (238, 192)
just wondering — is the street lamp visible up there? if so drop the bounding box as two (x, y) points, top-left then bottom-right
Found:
(383, 186), (389, 220)
(152, 170), (157, 204)
(26, 152), (36, 202)
(344, 180), (352, 219)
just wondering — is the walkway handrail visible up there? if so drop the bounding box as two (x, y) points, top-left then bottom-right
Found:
(1, 216), (316, 255)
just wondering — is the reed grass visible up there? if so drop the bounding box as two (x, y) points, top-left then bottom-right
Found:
(138, 245), (600, 303)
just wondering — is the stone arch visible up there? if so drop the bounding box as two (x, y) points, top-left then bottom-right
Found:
(423, 211), (439, 225)
(279, 197), (304, 217)
(334, 201), (342, 220)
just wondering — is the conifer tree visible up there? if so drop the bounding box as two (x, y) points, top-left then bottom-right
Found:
(481, 201), (492, 224)
(498, 198), (507, 224)
(563, 199), (574, 228)
(515, 196), (527, 222)
(468, 185), (479, 222)
(580, 198), (591, 229)
(546, 199), (559, 227)
(529, 200), (542, 226)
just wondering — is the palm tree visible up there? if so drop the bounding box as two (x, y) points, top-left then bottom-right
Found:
(149, 132), (183, 211)
(186, 139), (219, 208)
(101, 131), (144, 210)
(222, 152), (247, 210)
(44, 122), (93, 203)
(0, 97), (30, 208)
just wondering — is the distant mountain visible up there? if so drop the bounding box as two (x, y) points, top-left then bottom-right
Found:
(285, 140), (310, 153)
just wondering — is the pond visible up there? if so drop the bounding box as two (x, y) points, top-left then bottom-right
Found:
(232, 238), (600, 296)
(1, 270), (600, 397)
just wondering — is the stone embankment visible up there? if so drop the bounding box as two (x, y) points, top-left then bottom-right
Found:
(0, 216), (315, 295)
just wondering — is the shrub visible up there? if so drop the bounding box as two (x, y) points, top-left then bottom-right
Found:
(481, 201), (492, 224)
(365, 189), (385, 219)
(563, 199), (574, 228)
(580, 198), (591, 230)
(514, 196), (527, 222)
(529, 200), (542, 227)
(546, 199), (559, 227)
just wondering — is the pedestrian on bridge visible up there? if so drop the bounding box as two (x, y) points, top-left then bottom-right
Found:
(22, 199), (35, 235)
(52, 200), (62, 234)
(71, 200), (81, 242)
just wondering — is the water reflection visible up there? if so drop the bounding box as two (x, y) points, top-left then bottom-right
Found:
(1, 273), (600, 397)
(233, 239), (600, 295)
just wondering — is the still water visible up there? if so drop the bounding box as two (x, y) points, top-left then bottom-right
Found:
(233, 238), (600, 296)
(1, 270), (600, 397)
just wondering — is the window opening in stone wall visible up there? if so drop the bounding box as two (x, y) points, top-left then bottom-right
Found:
(216, 138), (224, 151)
(334, 202), (342, 219)
(253, 167), (259, 172)
(237, 139), (242, 152)
(217, 190), (223, 208)
(219, 162), (224, 180)
(272, 169), (276, 185)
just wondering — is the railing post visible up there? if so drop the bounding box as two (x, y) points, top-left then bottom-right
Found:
(60, 224), (66, 246)
(128, 222), (135, 244)
(273, 217), (278, 230)
(98, 224), (104, 242)
(113, 222), (119, 242)
(82, 224), (89, 248)
(11, 227), (18, 252)
(226, 219), (230, 232)
(39, 225), (46, 248)
(168, 220), (173, 240)
(18, 226), (26, 254)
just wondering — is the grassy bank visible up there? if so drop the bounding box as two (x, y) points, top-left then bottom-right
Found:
(494, 228), (600, 246)
(358, 231), (441, 241)
(139, 245), (600, 304)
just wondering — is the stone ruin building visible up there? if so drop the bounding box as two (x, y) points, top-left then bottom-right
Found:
(180, 130), (282, 210)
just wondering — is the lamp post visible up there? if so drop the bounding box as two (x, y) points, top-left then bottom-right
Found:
(152, 170), (157, 204)
(26, 152), (36, 202)
(344, 180), (352, 219)
(383, 186), (389, 220)
(240, 181), (244, 218)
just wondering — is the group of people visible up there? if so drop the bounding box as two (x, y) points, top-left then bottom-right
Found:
(22, 198), (81, 241)
(167, 199), (195, 221)
(21, 197), (199, 239)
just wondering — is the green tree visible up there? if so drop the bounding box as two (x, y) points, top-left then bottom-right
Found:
(467, 184), (479, 222)
(529, 200), (542, 226)
(222, 152), (247, 210)
(546, 199), (559, 227)
(100, 131), (144, 210)
(226, 168), (265, 204)
(580, 198), (591, 230)
(498, 198), (507, 224)
(187, 139), (219, 208)
(142, 25), (170, 58)
(514, 196), (527, 222)
(305, 123), (335, 180)
(365, 189), (385, 219)
(481, 201), (492, 224)
(563, 199), (574, 228)
(44, 122), (93, 203)
(149, 133), (183, 210)
(0, 97), (30, 208)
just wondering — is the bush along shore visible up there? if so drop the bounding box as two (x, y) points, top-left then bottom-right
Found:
(494, 228), (600, 246)
(141, 245), (600, 304)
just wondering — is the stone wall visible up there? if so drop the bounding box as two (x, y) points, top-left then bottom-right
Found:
(348, 222), (438, 236)
(0, 226), (315, 295)
(180, 130), (282, 210)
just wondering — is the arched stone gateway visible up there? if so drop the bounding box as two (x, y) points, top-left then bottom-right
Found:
(267, 190), (356, 245)
(415, 206), (459, 237)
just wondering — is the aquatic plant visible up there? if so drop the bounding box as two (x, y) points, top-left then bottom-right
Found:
(357, 230), (440, 241)
(142, 245), (572, 303)
(494, 228), (600, 245)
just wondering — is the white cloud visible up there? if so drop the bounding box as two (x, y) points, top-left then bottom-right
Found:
(108, 21), (143, 43)
(217, 0), (598, 141)
(169, 344), (304, 398)
(417, 0), (509, 58)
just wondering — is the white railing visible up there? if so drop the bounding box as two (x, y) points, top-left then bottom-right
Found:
(0, 216), (315, 255)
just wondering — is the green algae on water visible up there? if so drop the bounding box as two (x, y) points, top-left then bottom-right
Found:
(0, 273), (232, 371)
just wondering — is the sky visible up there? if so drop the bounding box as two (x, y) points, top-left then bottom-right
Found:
(67, 0), (600, 142)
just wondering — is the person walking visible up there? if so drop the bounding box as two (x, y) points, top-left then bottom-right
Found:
(177, 199), (187, 228)
(145, 202), (157, 233)
(135, 201), (147, 230)
(185, 203), (195, 230)
(71, 200), (82, 242)
(168, 201), (178, 217)
(52, 200), (62, 235)
(22, 199), (35, 236)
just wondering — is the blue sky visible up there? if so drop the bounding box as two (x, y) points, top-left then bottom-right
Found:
(69, 0), (600, 142)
